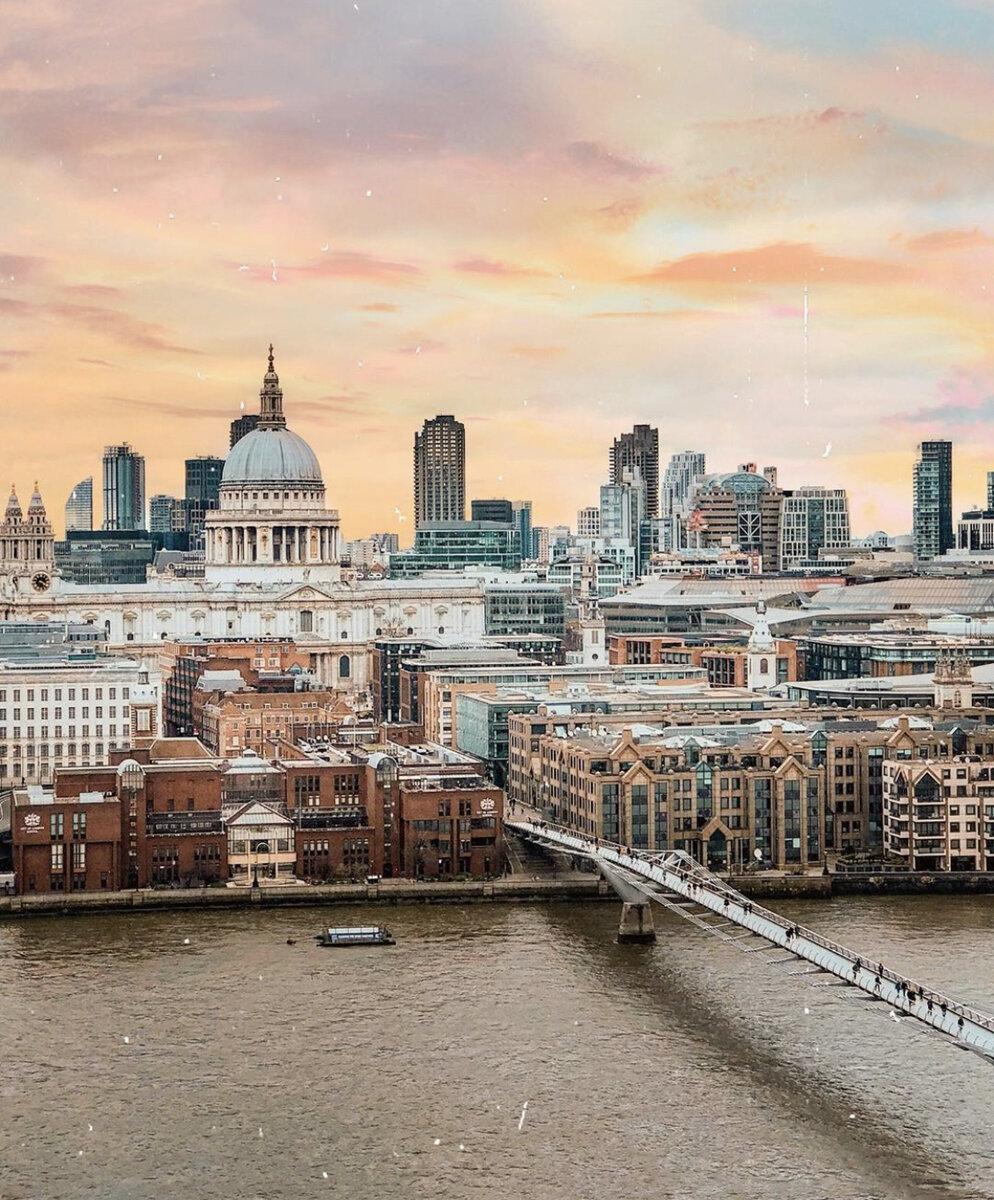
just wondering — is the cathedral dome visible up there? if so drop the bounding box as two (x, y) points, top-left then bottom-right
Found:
(220, 346), (324, 488)
(222, 427), (323, 487)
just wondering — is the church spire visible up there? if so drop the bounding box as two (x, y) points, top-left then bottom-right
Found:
(27, 482), (46, 519)
(5, 485), (21, 520)
(258, 343), (286, 430)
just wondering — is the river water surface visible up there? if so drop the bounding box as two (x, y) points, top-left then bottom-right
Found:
(2, 895), (994, 1200)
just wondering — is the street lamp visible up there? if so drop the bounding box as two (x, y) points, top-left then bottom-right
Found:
(252, 840), (270, 889)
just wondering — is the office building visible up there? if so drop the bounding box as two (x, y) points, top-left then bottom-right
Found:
(692, 469), (783, 571)
(229, 412), (259, 448)
(779, 487), (851, 571)
(102, 444), (146, 532)
(64, 478), (93, 534)
(414, 414), (466, 528)
(185, 456), (224, 506)
(484, 583), (567, 638)
(660, 451), (706, 551)
(600, 466), (646, 579)
(610, 425), (659, 516)
(184, 455), (224, 550)
(389, 521), (521, 577)
(471, 499), (513, 523)
(0, 649), (161, 785)
(512, 501), (533, 562)
(149, 494), (179, 535)
(54, 530), (187, 585)
(913, 440), (953, 561)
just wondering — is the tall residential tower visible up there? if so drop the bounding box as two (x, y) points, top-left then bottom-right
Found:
(610, 425), (659, 517)
(414, 414), (466, 528)
(913, 440), (953, 561)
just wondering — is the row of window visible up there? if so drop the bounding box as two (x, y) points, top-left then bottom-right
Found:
(0, 707), (122, 721)
(0, 687), (128, 702)
(1, 728), (127, 742)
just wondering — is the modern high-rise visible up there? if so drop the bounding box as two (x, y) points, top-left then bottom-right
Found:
(512, 500), (533, 561)
(149, 494), (177, 534)
(610, 425), (659, 516)
(414, 415), (465, 528)
(779, 487), (851, 570)
(185, 456), (224, 506)
(913, 440), (953, 561)
(64, 477), (93, 533)
(986, 471), (994, 513)
(185, 455), (224, 551)
(102, 444), (146, 531)
(600, 466), (647, 581)
(230, 412), (259, 448)
(660, 451), (706, 551)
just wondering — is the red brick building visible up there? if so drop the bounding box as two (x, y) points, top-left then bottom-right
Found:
(12, 790), (123, 893)
(11, 734), (504, 892)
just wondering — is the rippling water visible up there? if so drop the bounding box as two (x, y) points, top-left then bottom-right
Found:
(2, 895), (994, 1200)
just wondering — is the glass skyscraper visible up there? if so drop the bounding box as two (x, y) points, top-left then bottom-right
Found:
(102, 444), (146, 531)
(64, 477), (93, 533)
(913, 440), (953, 561)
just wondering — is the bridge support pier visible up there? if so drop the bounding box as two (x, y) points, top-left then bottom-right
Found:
(618, 901), (656, 944)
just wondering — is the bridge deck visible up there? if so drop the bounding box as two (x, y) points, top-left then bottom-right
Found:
(507, 816), (994, 1063)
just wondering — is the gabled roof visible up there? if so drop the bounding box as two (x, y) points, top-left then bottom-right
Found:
(225, 800), (293, 827)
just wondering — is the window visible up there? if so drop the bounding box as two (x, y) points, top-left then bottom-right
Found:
(50, 844), (64, 870)
(339, 654), (351, 679)
(49, 812), (64, 840)
(72, 812), (86, 840)
(299, 610), (314, 633)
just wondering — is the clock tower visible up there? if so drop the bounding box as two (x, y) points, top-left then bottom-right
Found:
(0, 483), (57, 599)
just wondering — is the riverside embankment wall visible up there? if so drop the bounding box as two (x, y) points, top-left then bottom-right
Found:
(4, 870), (994, 919)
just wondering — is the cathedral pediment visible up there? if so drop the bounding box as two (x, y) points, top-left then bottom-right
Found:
(278, 584), (341, 603)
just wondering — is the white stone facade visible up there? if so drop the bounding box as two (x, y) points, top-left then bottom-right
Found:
(0, 657), (162, 785)
(0, 350), (487, 694)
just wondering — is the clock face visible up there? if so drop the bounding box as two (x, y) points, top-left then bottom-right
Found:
(31, 571), (51, 593)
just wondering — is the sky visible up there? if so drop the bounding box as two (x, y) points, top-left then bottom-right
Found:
(3, 0), (994, 542)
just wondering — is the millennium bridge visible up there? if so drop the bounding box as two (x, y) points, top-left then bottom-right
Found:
(507, 813), (994, 1065)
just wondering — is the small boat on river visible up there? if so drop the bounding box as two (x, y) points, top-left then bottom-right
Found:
(315, 926), (395, 947)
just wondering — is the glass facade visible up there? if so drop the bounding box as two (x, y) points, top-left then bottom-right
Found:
(484, 586), (566, 637)
(389, 522), (521, 576)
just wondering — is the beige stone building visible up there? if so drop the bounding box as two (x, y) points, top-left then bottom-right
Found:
(509, 711), (994, 871)
(883, 757), (994, 871)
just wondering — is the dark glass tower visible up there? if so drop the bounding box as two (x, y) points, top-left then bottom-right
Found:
(913, 440), (953, 561)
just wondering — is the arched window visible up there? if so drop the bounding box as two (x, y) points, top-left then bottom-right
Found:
(760, 658), (769, 674)
(299, 610), (313, 633)
(339, 654), (351, 679)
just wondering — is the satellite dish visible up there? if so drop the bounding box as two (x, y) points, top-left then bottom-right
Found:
(754, 848), (763, 861)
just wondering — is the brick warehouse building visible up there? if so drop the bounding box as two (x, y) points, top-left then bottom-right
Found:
(11, 732), (503, 892)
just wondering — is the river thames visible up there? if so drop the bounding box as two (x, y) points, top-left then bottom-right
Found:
(2, 895), (994, 1200)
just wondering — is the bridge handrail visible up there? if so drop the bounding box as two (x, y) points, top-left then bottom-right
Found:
(508, 814), (994, 1036)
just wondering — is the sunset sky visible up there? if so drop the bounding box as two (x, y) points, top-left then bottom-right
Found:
(3, 1), (994, 542)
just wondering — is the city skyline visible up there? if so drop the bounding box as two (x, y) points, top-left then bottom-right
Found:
(3, 3), (994, 537)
